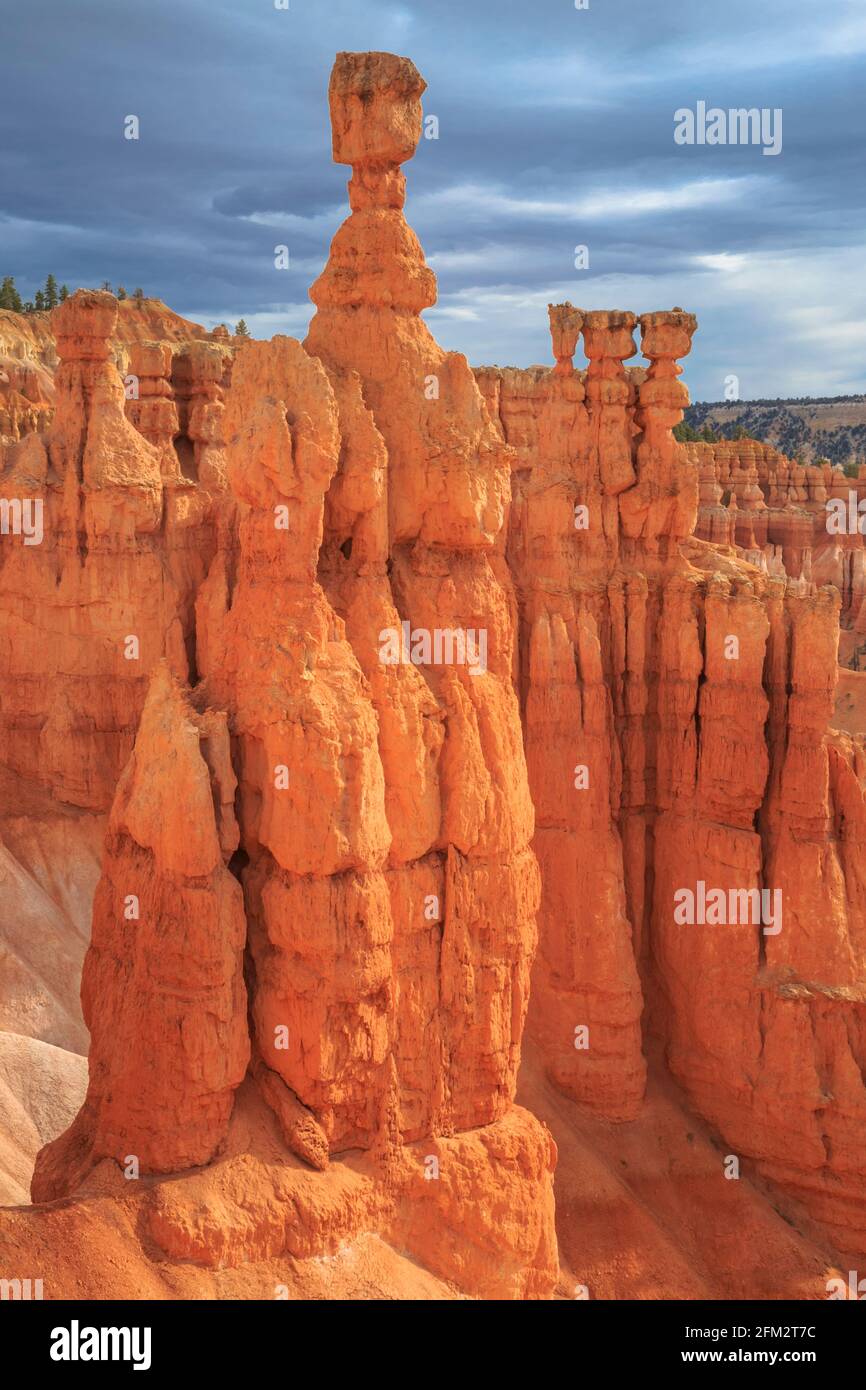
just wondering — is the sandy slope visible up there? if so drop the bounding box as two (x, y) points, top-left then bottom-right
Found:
(0, 1034), (86, 1204)
(0, 770), (102, 1202)
(517, 1043), (845, 1300)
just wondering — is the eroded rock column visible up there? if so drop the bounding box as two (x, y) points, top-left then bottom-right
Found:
(32, 663), (249, 1200)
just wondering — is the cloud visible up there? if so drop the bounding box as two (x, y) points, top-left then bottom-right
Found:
(692, 253), (748, 273)
(423, 241), (866, 400)
(235, 208), (344, 236)
(195, 304), (315, 339)
(0, 0), (862, 405)
(415, 176), (760, 224)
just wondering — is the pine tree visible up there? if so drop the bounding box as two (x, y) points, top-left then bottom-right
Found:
(116, 285), (127, 300)
(101, 280), (112, 293)
(22, 300), (34, 314)
(133, 287), (144, 301)
(44, 274), (59, 309)
(235, 318), (250, 337)
(0, 276), (24, 312)
(59, 284), (69, 301)
(34, 289), (47, 312)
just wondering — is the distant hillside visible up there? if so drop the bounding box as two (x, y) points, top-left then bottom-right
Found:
(0, 298), (207, 364)
(683, 396), (866, 468)
(0, 298), (211, 443)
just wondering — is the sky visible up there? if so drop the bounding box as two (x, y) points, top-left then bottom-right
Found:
(2, 0), (865, 402)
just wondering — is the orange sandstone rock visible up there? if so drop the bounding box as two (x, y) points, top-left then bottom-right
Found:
(480, 299), (866, 1258)
(5, 48), (866, 1302)
(0, 291), (229, 810)
(31, 664), (248, 1200)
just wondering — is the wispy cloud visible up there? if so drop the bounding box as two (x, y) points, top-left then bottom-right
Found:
(1, 0), (863, 402)
(415, 176), (761, 224)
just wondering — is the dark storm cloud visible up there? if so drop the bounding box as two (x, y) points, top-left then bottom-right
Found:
(2, 0), (864, 397)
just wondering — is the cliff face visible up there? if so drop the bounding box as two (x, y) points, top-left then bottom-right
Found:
(690, 437), (866, 636)
(0, 300), (211, 448)
(0, 293), (222, 810)
(1, 49), (865, 1298)
(4, 50), (558, 1300)
(483, 324), (866, 1260)
(0, 311), (56, 443)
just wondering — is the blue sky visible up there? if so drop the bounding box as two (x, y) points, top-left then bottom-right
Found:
(2, 0), (865, 400)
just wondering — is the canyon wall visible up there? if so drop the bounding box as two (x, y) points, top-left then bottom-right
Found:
(0, 295), (236, 812)
(5, 51), (558, 1299)
(0, 299), (211, 446)
(690, 437), (866, 635)
(481, 316), (866, 1260)
(0, 48), (864, 1297)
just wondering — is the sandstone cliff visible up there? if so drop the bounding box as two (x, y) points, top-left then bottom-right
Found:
(481, 314), (866, 1262)
(0, 299), (213, 449)
(0, 49), (864, 1300)
(689, 437), (866, 644)
(2, 51), (558, 1300)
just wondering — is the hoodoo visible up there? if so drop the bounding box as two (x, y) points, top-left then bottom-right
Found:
(0, 49), (864, 1301)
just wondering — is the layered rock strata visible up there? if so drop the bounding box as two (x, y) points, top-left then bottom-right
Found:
(4, 47), (865, 1293)
(0, 293), (228, 810)
(690, 438), (866, 634)
(32, 664), (248, 1199)
(479, 308), (866, 1257)
(21, 51), (558, 1298)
